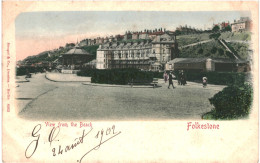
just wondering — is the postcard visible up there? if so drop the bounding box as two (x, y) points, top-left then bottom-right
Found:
(2, 1), (259, 162)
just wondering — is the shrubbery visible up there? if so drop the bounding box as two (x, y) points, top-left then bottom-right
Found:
(77, 68), (163, 85)
(182, 71), (246, 85)
(16, 67), (45, 76)
(203, 83), (253, 119)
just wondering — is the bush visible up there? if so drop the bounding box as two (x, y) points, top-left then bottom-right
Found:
(198, 48), (203, 54)
(183, 71), (246, 85)
(16, 67), (45, 76)
(218, 48), (224, 56)
(77, 68), (162, 85)
(209, 32), (221, 40)
(204, 84), (253, 119)
(211, 47), (217, 54)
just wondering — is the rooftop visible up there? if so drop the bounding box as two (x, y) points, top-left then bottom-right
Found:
(63, 45), (92, 55)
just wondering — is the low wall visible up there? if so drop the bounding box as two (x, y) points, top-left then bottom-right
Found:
(61, 69), (80, 74)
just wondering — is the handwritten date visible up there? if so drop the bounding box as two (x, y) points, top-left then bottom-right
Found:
(25, 124), (121, 162)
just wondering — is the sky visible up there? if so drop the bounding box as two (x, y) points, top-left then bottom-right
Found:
(15, 11), (251, 61)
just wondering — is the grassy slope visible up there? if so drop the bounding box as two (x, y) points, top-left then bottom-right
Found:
(180, 40), (229, 58)
(179, 32), (251, 59)
(219, 31), (251, 41)
(177, 33), (210, 46)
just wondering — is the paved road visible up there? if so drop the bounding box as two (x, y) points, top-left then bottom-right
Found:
(16, 73), (225, 120)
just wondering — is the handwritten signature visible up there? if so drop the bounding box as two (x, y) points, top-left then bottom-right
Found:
(25, 124), (121, 162)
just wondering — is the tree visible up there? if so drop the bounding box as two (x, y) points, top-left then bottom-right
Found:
(218, 48), (224, 56)
(175, 30), (181, 36)
(211, 47), (217, 54)
(224, 25), (232, 32)
(209, 33), (221, 40)
(198, 48), (203, 54)
(212, 25), (220, 33)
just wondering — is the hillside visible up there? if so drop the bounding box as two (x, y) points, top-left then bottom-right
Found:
(21, 31), (251, 65)
(21, 44), (98, 64)
(177, 33), (211, 47)
(178, 31), (251, 60)
(219, 31), (251, 41)
(179, 39), (251, 60)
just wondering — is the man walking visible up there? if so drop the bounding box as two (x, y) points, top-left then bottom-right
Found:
(168, 71), (175, 89)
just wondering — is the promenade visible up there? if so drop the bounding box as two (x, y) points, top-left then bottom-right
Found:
(16, 73), (225, 120)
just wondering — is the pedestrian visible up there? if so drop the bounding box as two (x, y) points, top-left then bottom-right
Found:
(178, 70), (181, 85)
(203, 77), (207, 88)
(180, 72), (187, 85)
(168, 71), (175, 89)
(163, 71), (168, 83)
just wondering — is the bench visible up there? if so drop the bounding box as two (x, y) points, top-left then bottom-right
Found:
(25, 73), (32, 78)
(151, 78), (159, 88)
(128, 78), (159, 88)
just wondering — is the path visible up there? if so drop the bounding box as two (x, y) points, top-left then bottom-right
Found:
(16, 73), (225, 120)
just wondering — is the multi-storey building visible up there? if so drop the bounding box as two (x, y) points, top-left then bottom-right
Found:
(231, 17), (251, 32)
(96, 33), (179, 71)
(132, 32), (140, 40)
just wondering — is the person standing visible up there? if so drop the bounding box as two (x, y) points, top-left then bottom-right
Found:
(203, 77), (207, 88)
(168, 71), (175, 89)
(163, 71), (168, 83)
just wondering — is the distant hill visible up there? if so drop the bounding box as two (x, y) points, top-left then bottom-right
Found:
(21, 44), (98, 64)
(21, 31), (251, 65)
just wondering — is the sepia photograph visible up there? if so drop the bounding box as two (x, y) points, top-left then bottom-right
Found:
(2, 1), (258, 162)
(16, 11), (253, 121)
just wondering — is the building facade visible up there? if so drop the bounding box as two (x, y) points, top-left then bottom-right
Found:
(96, 33), (179, 71)
(231, 17), (251, 32)
(165, 58), (250, 72)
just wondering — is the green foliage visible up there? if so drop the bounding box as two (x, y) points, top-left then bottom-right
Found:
(16, 67), (45, 76)
(204, 83), (253, 119)
(220, 31), (251, 41)
(175, 30), (181, 35)
(180, 39), (250, 59)
(211, 47), (217, 54)
(209, 32), (221, 40)
(225, 51), (235, 59)
(23, 52), (49, 63)
(221, 39), (239, 59)
(180, 40), (229, 58)
(212, 25), (220, 32)
(81, 45), (99, 59)
(77, 68), (163, 85)
(177, 33), (210, 46)
(183, 71), (246, 85)
(218, 48), (224, 56)
(198, 48), (203, 54)
(228, 42), (250, 60)
(224, 25), (232, 32)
